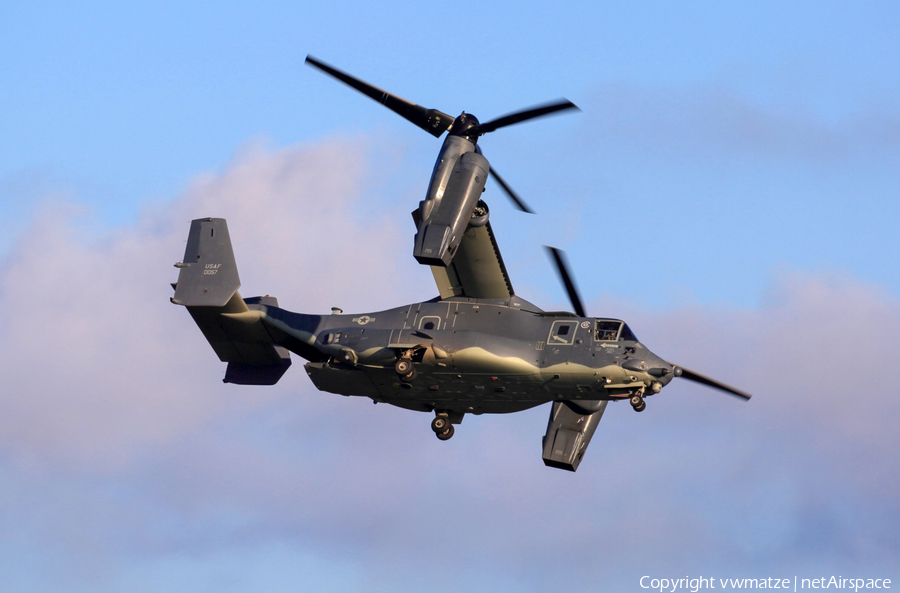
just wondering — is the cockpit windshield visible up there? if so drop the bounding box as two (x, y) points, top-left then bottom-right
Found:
(595, 320), (621, 341)
(594, 319), (639, 342)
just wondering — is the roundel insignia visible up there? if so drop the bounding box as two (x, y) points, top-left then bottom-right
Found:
(580, 321), (591, 329)
(353, 315), (375, 325)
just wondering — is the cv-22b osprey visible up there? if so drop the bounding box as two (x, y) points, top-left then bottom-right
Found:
(171, 57), (750, 471)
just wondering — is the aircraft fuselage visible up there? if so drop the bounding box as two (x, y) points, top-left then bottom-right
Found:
(256, 295), (676, 417)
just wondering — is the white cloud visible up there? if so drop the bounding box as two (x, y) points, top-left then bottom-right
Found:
(0, 139), (897, 590)
(0, 137), (427, 468)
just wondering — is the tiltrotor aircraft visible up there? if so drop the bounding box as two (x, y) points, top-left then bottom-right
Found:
(171, 56), (750, 471)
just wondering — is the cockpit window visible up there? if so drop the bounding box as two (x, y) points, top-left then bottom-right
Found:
(594, 320), (640, 342)
(619, 323), (638, 342)
(595, 320), (621, 341)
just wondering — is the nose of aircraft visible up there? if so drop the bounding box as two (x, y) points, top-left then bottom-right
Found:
(622, 351), (677, 386)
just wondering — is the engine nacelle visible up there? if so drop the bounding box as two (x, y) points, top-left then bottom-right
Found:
(413, 136), (489, 266)
(542, 400), (608, 472)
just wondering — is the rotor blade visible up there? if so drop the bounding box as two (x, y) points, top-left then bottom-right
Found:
(544, 246), (586, 317)
(474, 99), (579, 135)
(473, 146), (535, 213)
(674, 365), (752, 400)
(305, 55), (453, 138)
(490, 167), (534, 213)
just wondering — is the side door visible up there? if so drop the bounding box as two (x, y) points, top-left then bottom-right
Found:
(541, 319), (580, 366)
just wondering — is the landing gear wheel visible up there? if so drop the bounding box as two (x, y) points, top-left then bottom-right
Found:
(431, 416), (449, 433)
(629, 394), (643, 407)
(634, 401), (646, 412)
(400, 368), (417, 383)
(436, 424), (454, 441)
(394, 358), (412, 375)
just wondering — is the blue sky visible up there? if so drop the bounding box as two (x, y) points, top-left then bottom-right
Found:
(1, 1), (899, 591)
(3, 1), (899, 308)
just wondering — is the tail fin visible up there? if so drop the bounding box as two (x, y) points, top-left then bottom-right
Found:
(171, 218), (291, 385)
(172, 218), (242, 308)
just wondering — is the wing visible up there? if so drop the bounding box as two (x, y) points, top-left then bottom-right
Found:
(429, 219), (514, 299)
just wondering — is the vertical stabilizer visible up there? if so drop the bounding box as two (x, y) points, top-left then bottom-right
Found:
(172, 218), (241, 308)
(171, 218), (292, 385)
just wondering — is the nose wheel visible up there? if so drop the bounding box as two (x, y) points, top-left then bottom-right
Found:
(431, 415), (454, 440)
(630, 394), (646, 412)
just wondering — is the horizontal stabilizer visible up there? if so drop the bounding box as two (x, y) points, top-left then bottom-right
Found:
(185, 294), (293, 385)
(224, 345), (292, 385)
(173, 218), (241, 307)
(171, 221), (293, 386)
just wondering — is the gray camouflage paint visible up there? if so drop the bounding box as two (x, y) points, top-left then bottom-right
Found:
(174, 58), (750, 471)
(172, 218), (684, 471)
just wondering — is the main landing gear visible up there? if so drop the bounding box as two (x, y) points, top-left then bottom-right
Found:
(431, 414), (454, 440)
(630, 393), (646, 412)
(394, 357), (416, 382)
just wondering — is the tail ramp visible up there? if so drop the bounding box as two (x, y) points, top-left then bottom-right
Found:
(171, 218), (291, 385)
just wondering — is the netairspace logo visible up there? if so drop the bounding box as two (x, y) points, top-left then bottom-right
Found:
(639, 576), (892, 592)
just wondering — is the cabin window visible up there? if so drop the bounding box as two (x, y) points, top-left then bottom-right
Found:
(548, 320), (577, 345)
(418, 316), (441, 331)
